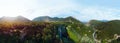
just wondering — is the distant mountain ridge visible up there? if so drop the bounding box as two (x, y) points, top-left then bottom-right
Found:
(32, 16), (81, 23)
(0, 16), (31, 23)
(0, 16), (110, 23)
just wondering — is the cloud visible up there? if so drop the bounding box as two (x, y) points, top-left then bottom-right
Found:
(80, 7), (120, 20)
(21, 0), (120, 21)
(51, 5), (120, 21)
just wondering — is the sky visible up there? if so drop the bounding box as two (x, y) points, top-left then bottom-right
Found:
(0, 0), (120, 21)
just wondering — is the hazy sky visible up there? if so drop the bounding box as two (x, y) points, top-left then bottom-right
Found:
(0, 0), (120, 21)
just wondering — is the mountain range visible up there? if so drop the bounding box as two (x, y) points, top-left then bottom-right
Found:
(0, 16), (109, 24)
(32, 16), (80, 23)
(0, 16), (30, 23)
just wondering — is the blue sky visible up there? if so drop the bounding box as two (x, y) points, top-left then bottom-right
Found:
(0, 0), (120, 21)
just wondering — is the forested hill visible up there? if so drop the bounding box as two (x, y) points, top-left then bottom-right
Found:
(0, 16), (94, 43)
(0, 16), (119, 43)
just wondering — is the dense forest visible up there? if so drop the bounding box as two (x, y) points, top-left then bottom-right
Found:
(0, 16), (119, 43)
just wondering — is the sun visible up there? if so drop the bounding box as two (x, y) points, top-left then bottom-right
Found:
(0, 8), (21, 17)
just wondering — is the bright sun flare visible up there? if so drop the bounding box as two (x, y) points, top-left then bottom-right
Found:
(0, 8), (22, 17)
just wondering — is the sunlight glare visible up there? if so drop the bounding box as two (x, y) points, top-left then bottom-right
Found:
(0, 7), (22, 17)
